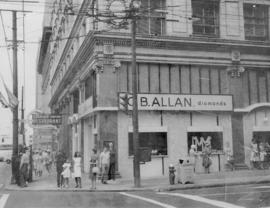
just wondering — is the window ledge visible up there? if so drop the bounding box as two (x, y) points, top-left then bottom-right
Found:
(128, 155), (168, 159)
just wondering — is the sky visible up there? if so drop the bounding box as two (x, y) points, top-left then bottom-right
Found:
(0, 1), (45, 138)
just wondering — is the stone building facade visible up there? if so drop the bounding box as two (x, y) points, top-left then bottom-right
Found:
(36, 0), (270, 178)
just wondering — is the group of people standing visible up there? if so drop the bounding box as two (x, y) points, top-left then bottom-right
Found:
(189, 142), (213, 174)
(250, 138), (270, 170)
(32, 149), (55, 177)
(89, 143), (116, 189)
(55, 142), (116, 190)
(55, 151), (82, 189)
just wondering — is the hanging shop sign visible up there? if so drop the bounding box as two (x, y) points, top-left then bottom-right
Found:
(32, 114), (62, 125)
(118, 93), (233, 111)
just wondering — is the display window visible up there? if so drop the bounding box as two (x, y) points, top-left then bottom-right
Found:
(128, 132), (167, 156)
(188, 132), (223, 153)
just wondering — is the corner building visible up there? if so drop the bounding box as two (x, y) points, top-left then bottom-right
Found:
(36, 0), (270, 178)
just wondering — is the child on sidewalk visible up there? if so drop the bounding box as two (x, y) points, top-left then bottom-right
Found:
(61, 159), (71, 188)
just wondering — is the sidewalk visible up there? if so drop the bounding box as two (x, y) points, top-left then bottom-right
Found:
(5, 169), (270, 192)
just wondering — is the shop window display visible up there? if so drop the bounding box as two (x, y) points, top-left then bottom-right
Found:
(187, 132), (223, 153)
(128, 132), (167, 156)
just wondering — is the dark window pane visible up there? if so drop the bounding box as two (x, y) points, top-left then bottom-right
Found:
(129, 132), (167, 156)
(244, 4), (268, 40)
(85, 76), (91, 99)
(192, 0), (219, 36)
(137, 0), (165, 35)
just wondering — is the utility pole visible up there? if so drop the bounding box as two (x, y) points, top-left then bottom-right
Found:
(21, 86), (25, 145)
(11, 11), (19, 184)
(130, 1), (140, 188)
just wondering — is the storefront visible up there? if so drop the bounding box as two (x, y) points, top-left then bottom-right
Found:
(118, 93), (233, 178)
(78, 96), (96, 173)
(240, 104), (270, 167)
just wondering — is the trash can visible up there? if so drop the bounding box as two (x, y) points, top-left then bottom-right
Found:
(176, 158), (194, 184)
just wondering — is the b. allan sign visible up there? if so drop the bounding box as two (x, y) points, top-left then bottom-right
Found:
(119, 93), (233, 111)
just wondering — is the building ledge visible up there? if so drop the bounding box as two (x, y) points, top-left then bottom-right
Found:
(234, 103), (270, 113)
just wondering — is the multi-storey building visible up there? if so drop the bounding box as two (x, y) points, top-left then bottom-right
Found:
(36, 0), (270, 178)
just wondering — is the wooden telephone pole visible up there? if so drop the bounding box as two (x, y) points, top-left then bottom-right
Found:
(11, 10), (19, 183)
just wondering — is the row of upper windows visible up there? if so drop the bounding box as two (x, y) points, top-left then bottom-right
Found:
(136, 0), (269, 41)
(50, 18), (88, 96)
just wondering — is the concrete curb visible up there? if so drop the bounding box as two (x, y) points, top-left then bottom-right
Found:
(156, 179), (270, 192)
(4, 187), (155, 193)
(4, 179), (270, 193)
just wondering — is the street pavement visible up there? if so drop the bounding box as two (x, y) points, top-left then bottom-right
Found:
(1, 183), (270, 207)
(4, 165), (270, 192)
(1, 163), (270, 207)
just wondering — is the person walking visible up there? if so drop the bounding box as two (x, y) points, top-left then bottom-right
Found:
(55, 150), (66, 188)
(44, 150), (52, 174)
(202, 142), (212, 174)
(108, 142), (116, 181)
(19, 148), (30, 187)
(99, 146), (110, 184)
(32, 151), (38, 177)
(89, 148), (98, 189)
(72, 152), (82, 188)
(36, 151), (43, 177)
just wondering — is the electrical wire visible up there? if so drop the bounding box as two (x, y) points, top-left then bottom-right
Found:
(0, 1), (267, 49)
(22, 0), (25, 109)
(0, 11), (13, 80)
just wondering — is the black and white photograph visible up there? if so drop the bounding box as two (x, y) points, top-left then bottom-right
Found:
(0, 0), (269, 207)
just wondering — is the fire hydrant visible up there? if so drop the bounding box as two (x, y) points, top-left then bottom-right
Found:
(169, 164), (175, 185)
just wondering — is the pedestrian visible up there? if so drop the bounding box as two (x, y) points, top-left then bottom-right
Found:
(51, 150), (56, 168)
(36, 151), (43, 177)
(89, 148), (98, 189)
(259, 142), (267, 169)
(108, 142), (116, 181)
(61, 159), (71, 188)
(19, 148), (30, 187)
(250, 138), (259, 169)
(44, 150), (52, 174)
(32, 151), (38, 177)
(55, 150), (66, 188)
(72, 152), (82, 188)
(99, 146), (110, 184)
(189, 144), (197, 172)
(202, 142), (212, 174)
(224, 142), (234, 171)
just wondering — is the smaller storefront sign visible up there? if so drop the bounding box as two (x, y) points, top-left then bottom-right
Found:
(32, 114), (62, 125)
(118, 93), (233, 111)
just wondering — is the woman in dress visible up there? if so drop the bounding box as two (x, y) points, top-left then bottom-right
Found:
(73, 152), (82, 188)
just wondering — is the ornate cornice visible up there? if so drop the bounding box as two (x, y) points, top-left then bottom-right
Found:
(94, 32), (270, 55)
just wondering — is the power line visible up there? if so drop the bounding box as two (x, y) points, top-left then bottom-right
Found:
(0, 11), (13, 80)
